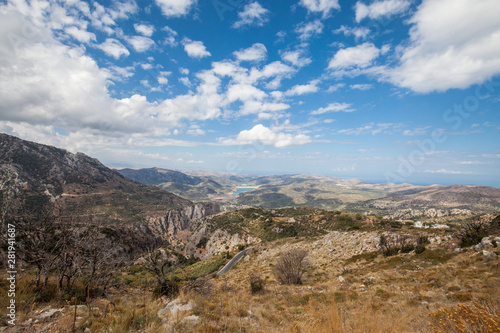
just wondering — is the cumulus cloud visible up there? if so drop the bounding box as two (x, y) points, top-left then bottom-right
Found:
(310, 102), (354, 115)
(134, 23), (154, 36)
(97, 38), (130, 59)
(65, 26), (96, 43)
(376, 0), (500, 93)
(355, 0), (411, 22)
(182, 38), (211, 58)
(334, 25), (370, 40)
(299, 0), (340, 17)
(350, 83), (373, 90)
(285, 79), (320, 96)
(126, 36), (156, 52)
(154, 0), (197, 17)
(281, 49), (312, 67)
(296, 20), (324, 41)
(222, 124), (311, 148)
(234, 43), (267, 62)
(233, 2), (269, 28)
(328, 42), (380, 69)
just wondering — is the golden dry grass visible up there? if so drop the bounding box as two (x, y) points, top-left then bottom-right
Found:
(2, 231), (499, 332)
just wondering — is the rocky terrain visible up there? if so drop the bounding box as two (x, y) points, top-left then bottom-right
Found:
(0, 133), (219, 251)
(116, 167), (500, 220)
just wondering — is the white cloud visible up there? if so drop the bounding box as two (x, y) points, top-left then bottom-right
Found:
(350, 83), (373, 90)
(376, 0), (500, 93)
(355, 0), (410, 22)
(311, 102), (354, 115)
(134, 23), (155, 37)
(187, 128), (205, 136)
(285, 79), (320, 96)
(299, 0), (340, 17)
(65, 26), (96, 43)
(281, 49), (312, 67)
(179, 77), (192, 87)
(162, 26), (178, 46)
(154, 0), (197, 17)
(337, 123), (400, 135)
(233, 2), (269, 28)
(97, 38), (130, 59)
(158, 71), (171, 85)
(126, 36), (156, 52)
(234, 43), (267, 62)
(182, 38), (211, 58)
(328, 42), (380, 69)
(296, 20), (324, 41)
(223, 124), (311, 148)
(326, 83), (345, 92)
(334, 25), (370, 40)
(423, 169), (476, 175)
(403, 126), (431, 136)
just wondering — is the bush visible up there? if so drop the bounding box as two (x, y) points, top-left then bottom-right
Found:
(153, 280), (179, 298)
(430, 303), (500, 333)
(415, 235), (429, 254)
(379, 234), (417, 256)
(274, 248), (308, 285)
(249, 274), (265, 294)
(456, 218), (489, 248)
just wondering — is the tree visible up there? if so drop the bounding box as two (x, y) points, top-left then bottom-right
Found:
(274, 248), (309, 285)
(142, 247), (179, 297)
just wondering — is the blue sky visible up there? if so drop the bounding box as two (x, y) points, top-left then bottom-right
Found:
(0, 0), (499, 186)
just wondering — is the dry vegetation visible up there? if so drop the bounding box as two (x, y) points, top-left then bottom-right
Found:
(3, 223), (499, 333)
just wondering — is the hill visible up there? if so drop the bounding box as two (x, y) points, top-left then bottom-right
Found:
(0, 133), (194, 225)
(353, 185), (500, 220)
(116, 168), (500, 220)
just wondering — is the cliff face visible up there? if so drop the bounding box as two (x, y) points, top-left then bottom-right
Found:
(136, 202), (220, 245)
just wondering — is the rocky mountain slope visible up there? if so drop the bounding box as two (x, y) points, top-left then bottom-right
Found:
(116, 167), (500, 219)
(355, 185), (500, 220)
(0, 133), (219, 248)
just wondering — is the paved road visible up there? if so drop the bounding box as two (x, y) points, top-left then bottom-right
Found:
(216, 247), (251, 275)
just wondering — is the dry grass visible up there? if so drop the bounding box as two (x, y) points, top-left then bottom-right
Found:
(3, 230), (499, 332)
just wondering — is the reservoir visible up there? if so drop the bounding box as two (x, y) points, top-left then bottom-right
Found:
(231, 187), (256, 196)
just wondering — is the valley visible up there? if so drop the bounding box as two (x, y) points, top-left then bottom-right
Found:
(0, 133), (499, 332)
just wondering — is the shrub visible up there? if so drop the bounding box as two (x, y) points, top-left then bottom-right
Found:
(456, 219), (489, 248)
(153, 280), (179, 298)
(429, 303), (500, 333)
(274, 248), (309, 285)
(196, 237), (208, 248)
(415, 235), (430, 254)
(249, 274), (265, 294)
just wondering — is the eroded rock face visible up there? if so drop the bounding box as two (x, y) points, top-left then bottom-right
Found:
(136, 202), (220, 247)
(383, 208), (472, 220)
(183, 214), (260, 259)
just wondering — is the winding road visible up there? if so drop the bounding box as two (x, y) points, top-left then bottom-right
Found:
(216, 247), (251, 275)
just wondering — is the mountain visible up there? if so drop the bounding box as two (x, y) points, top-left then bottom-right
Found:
(353, 184), (500, 220)
(116, 167), (203, 186)
(0, 133), (222, 252)
(0, 133), (195, 222)
(116, 167), (500, 220)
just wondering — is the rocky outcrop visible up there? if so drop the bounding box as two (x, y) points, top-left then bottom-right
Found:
(182, 213), (260, 259)
(136, 202), (220, 245)
(383, 208), (472, 220)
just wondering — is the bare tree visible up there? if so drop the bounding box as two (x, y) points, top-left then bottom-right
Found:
(142, 247), (179, 297)
(274, 248), (309, 285)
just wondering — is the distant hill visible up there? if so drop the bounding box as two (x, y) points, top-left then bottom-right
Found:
(0, 133), (191, 224)
(114, 167), (500, 218)
(116, 167), (203, 186)
(355, 185), (500, 219)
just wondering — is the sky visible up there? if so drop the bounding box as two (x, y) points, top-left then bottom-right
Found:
(0, 0), (499, 187)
